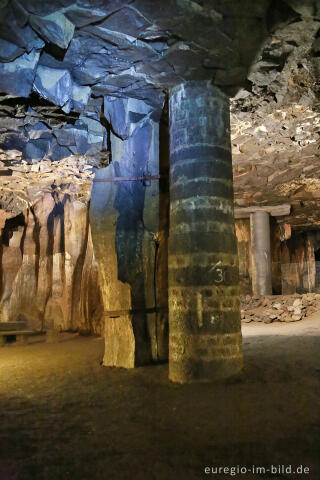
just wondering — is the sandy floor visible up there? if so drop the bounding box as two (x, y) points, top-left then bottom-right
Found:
(0, 316), (319, 480)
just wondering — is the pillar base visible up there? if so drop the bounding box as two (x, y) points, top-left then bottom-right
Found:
(103, 314), (153, 368)
(169, 332), (243, 383)
(103, 315), (135, 368)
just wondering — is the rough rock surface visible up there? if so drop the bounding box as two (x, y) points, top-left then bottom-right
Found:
(0, 149), (104, 334)
(0, 148), (96, 217)
(90, 113), (168, 367)
(240, 293), (320, 323)
(231, 13), (320, 228)
(0, 0), (318, 161)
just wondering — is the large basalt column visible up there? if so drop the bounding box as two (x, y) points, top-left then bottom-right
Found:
(168, 81), (243, 383)
(90, 101), (168, 368)
(250, 211), (272, 295)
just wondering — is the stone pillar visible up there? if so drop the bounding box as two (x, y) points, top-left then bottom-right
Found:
(168, 81), (243, 383)
(250, 211), (272, 295)
(90, 98), (168, 368)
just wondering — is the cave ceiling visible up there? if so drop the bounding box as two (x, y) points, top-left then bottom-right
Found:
(0, 0), (319, 228)
(231, 10), (320, 229)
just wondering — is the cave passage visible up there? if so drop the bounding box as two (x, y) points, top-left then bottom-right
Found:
(0, 1), (319, 478)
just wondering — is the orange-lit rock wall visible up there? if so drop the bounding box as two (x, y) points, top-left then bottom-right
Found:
(0, 193), (104, 334)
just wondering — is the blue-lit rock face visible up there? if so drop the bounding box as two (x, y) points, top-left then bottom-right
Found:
(0, 50), (41, 97)
(90, 114), (168, 367)
(29, 11), (75, 49)
(0, 0), (317, 160)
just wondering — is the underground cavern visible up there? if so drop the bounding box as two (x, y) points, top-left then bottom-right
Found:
(0, 0), (319, 479)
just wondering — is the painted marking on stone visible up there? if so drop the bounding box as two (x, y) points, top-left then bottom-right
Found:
(209, 261), (224, 284)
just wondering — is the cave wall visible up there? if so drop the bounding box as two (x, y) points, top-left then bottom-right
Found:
(235, 219), (252, 294)
(281, 231), (320, 294)
(270, 217), (282, 295)
(235, 217), (320, 295)
(0, 193), (104, 334)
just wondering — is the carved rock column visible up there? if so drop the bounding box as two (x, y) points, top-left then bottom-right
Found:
(90, 99), (168, 368)
(168, 81), (243, 383)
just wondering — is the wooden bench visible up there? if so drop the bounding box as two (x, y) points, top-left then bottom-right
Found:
(0, 321), (27, 331)
(0, 322), (43, 346)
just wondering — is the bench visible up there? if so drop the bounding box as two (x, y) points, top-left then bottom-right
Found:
(0, 321), (27, 331)
(0, 322), (43, 346)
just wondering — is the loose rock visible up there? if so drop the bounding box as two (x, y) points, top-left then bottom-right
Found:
(241, 293), (320, 324)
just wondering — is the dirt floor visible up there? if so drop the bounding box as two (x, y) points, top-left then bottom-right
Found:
(0, 316), (319, 480)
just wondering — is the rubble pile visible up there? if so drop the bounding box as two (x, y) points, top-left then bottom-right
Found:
(240, 293), (320, 324)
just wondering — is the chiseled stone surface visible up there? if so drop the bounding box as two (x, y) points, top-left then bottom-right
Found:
(0, 151), (104, 334)
(168, 81), (243, 383)
(0, 194), (104, 334)
(90, 114), (168, 368)
(89, 163), (135, 368)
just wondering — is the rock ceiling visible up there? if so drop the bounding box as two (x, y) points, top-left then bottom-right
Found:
(231, 12), (320, 229)
(0, 0), (319, 229)
(0, 0), (316, 159)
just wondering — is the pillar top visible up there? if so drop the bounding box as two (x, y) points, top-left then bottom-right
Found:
(169, 80), (228, 101)
(234, 204), (291, 219)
